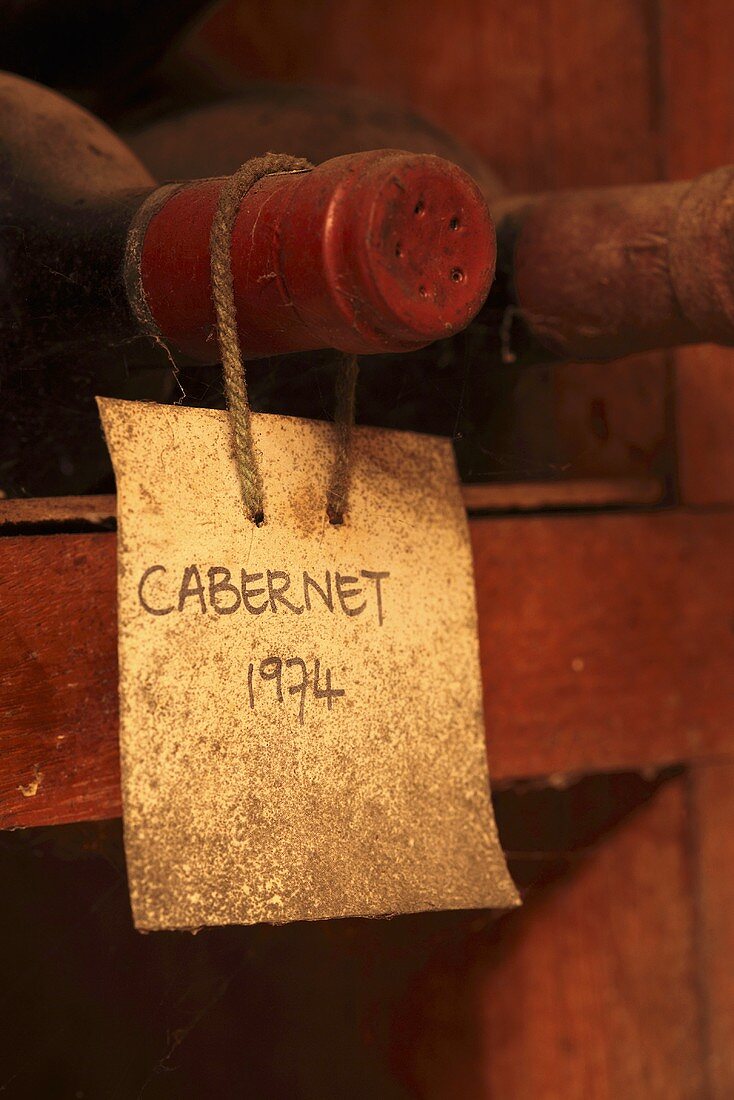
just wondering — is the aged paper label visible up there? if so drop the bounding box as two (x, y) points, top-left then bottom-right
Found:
(99, 399), (518, 930)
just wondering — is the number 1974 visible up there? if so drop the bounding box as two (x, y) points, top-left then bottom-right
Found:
(247, 656), (345, 725)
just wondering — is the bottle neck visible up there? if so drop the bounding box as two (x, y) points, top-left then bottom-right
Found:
(485, 166), (734, 363)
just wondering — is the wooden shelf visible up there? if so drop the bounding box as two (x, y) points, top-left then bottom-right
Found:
(2, 500), (732, 828)
(0, 476), (663, 532)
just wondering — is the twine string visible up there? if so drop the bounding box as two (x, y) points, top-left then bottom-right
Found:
(326, 353), (360, 524)
(210, 153), (311, 523)
(210, 153), (361, 526)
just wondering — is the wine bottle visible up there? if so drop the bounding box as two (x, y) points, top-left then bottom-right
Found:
(128, 84), (734, 502)
(4, 70), (734, 500)
(0, 72), (493, 497)
(486, 172), (734, 364)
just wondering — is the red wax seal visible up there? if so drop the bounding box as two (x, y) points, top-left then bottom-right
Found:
(140, 150), (496, 361)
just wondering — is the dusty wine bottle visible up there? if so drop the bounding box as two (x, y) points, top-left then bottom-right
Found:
(5, 68), (734, 500)
(486, 170), (734, 364)
(0, 72), (493, 496)
(0, 74), (493, 372)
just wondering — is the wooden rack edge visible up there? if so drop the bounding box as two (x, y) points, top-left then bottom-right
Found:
(1, 502), (731, 829)
(0, 475), (663, 532)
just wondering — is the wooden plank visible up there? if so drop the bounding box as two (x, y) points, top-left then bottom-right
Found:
(662, 0), (734, 180)
(191, 0), (660, 190)
(2, 509), (733, 828)
(478, 777), (705, 1098)
(0, 495), (117, 528)
(662, 0), (734, 504)
(0, 478), (662, 532)
(689, 762), (734, 1097)
(0, 535), (121, 828)
(463, 476), (662, 512)
(477, 509), (734, 778)
(675, 344), (734, 505)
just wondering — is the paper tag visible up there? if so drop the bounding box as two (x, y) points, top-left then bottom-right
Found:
(99, 399), (518, 930)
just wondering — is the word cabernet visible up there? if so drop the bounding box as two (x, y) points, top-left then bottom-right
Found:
(138, 564), (391, 625)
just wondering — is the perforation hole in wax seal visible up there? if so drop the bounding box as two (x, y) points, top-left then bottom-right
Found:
(414, 199), (425, 216)
(451, 267), (465, 283)
(449, 216), (460, 230)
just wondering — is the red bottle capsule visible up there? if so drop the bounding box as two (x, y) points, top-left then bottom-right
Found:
(138, 150), (496, 361)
